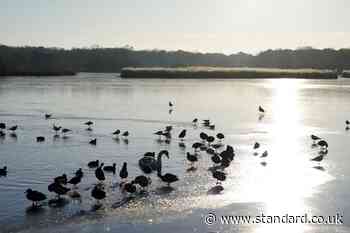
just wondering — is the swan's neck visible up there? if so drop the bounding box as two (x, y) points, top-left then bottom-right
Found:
(157, 154), (163, 177)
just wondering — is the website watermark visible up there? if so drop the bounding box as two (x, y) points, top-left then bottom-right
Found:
(203, 212), (344, 225)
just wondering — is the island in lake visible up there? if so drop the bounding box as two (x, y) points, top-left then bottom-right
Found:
(121, 67), (338, 79)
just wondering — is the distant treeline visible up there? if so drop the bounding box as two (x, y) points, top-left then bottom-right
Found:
(1, 44), (350, 76)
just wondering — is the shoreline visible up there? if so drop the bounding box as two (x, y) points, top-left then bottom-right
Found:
(0, 71), (77, 77)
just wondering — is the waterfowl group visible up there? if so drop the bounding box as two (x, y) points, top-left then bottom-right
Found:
(0, 103), (335, 211)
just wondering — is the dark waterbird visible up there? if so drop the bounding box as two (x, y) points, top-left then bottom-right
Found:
(119, 162), (128, 180)
(212, 170), (226, 184)
(62, 128), (71, 136)
(48, 181), (70, 198)
(122, 181), (137, 195)
(207, 136), (215, 145)
(258, 105), (265, 113)
(45, 114), (52, 119)
(0, 123), (6, 131)
(84, 121), (94, 130)
(200, 132), (208, 141)
(68, 175), (82, 187)
(88, 160), (99, 168)
(8, 125), (18, 132)
(211, 153), (221, 165)
(206, 148), (216, 155)
(134, 175), (151, 190)
(178, 129), (186, 141)
(253, 142), (260, 150)
(209, 125), (215, 130)
(260, 150), (268, 158)
(138, 151), (164, 174)
(311, 154), (324, 163)
(192, 142), (203, 152)
(186, 152), (198, 167)
(317, 140), (328, 149)
(25, 189), (47, 207)
(95, 163), (105, 182)
(310, 134), (321, 144)
(169, 101), (173, 108)
(53, 124), (61, 134)
(346, 120), (350, 125)
(216, 133), (225, 141)
(113, 129), (121, 137)
(192, 118), (198, 124)
(157, 152), (179, 186)
(36, 136), (45, 142)
(0, 166), (7, 176)
(89, 138), (97, 145)
(91, 185), (106, 203)
(75, 168), (83, 178)
(122, 131), (129, 138)
(202, 120), (210, 127)
(54, 174), (67, 185)
(165, 125), (173, 132)
(103, 163), (116, 174)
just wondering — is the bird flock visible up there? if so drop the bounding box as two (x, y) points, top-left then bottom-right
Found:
(0, 104), (333, 210)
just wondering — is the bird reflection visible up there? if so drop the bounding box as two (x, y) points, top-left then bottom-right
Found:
(168, 109), (173, 114)
(123, 138), (129, 144)
(258, 114), (265, 121)
(207, 185), (224, 195)
(186, 166), (197, 172)
(313, 166), (326, 171)
(155, 186), (175, 195)
(48, 197), (69, 208)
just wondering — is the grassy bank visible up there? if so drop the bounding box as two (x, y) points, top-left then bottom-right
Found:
(121, 67), (338, 79)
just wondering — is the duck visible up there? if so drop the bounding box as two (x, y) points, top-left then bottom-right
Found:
(53, 124), (62, 135)
(216, 133), (225, 142)
(0, 166), (7, 176)
(212, 170), (226, 184)
(25, 189), (47, 207)
(206, 136), (215, 145)
(36, 136), (45, 142)
(178, 129), (186, 141)
(75, 168), (83, 178)
(0, 123), (6, 131)
(186, 152), (198, 167)
(54, 174), (67, 185)
(84, 121), (94, 130)
(199, 132), (208, 141)
(8, 125), (18, 132)
(95, 163), (105, 182)
(260, 150), (268, 158)
(68, 175), (82, 187)
(45, 114), (52, 119)
(88, 160), (99, 168)
(89, 138), (97, 145)
(122, 131), (129, 138)
(122, 181), (137, 195)
(113, 129), (121, 137)
(103, 163), (116, 174)
(48, 181), (70, 198)
(119, 162), (128, 180)
(91, 185), (106, 203)
(253, 142), (260, 150)
(134, 175), (151, 190)
(258, 105), (265, 113)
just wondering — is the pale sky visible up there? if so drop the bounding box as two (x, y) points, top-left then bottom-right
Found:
(1, 0), (349, 54)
